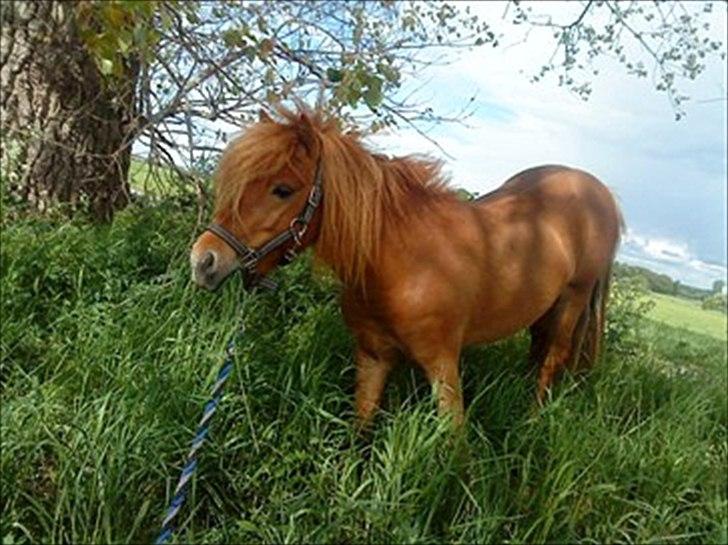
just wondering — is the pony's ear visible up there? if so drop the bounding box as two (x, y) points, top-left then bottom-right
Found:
(296, 112), (317, 155)
(258, 109), (273, 123)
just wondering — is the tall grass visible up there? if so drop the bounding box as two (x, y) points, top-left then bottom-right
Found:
(1, 202), (726, 544)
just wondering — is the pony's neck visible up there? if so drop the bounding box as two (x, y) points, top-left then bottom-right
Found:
(312, 130), (452, 287)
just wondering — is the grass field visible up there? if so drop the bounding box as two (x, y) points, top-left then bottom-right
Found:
(648, 292), (727, 340)
(1, 202), (726, 544)
(128, 158), (205, 198)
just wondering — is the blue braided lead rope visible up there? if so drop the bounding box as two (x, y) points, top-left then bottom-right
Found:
(155, 323), (243, 544)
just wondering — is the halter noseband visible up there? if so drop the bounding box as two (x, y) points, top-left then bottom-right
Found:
(206, 160), (323, 290)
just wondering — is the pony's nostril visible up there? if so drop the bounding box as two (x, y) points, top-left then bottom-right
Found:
(201, 251), (215, 271)
(195, 251), (216, 282)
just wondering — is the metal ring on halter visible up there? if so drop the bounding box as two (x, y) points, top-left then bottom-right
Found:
(289, 217), (308, 245)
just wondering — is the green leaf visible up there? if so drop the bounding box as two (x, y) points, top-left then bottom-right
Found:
(117, 36), (131, 54)
(243, 46), (257, 62)
(222, 29), (242, 47)
(377, 63), (400, 84)
(364, 76), (383, 109)
(185, 9), (199, 24)
(326, 68), (343, 83)
(99, 58), (115, 76)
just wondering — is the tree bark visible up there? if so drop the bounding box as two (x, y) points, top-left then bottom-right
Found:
(1, 0), (136, 222)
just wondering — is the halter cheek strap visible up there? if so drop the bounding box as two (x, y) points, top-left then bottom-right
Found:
(205, 160), (323, 290)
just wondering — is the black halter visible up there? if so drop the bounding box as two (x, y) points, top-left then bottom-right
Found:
(206, 161), (323, 290)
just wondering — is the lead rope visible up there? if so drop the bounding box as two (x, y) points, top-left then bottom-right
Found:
(154, 320), (245, 544)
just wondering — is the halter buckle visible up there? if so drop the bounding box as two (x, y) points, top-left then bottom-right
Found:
(239, 250), (260, 270)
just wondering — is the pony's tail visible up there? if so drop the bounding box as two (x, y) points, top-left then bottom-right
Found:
(568, 265), (612, 372)
(587, 264), (612, 366)
(573, 246), (621, 372)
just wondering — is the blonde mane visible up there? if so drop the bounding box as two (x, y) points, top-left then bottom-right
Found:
(214, 105), (454, 286)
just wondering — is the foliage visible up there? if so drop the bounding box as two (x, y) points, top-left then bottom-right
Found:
(3, 1), (725, 220)
(509, 1), (726, 119)
(613, 261), (717, 301)
(604, 274), (655, 354)
(454, 187), (476, 202)
(674, 282), (717, 301)
(87, 0), (497, 179)
(1, 200), (726, 544)
(75, 0), (161, 79)
(67, 0), (725, 193)
(701, 293), (728, 315)
(614, 261), (672, 294)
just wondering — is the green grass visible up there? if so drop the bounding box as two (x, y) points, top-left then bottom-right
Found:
(648, 292), (727, 340)
(128, 158), (201, 198)
(1, 203), (726, 544)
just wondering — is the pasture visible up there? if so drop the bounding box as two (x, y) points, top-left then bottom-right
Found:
(648, 292), (727, 341)
(1, 201), (726, 544)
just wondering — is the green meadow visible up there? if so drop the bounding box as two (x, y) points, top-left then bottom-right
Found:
(1, 201), (726, 544)
(128, 158), (202, 198)
(648, 292), (727, 341)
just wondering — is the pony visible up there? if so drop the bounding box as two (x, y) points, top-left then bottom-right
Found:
(190, 106), (623, 427)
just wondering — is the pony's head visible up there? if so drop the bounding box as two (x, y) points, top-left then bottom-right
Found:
(191, 104), (451, 291)
(190, 108), (326, 290)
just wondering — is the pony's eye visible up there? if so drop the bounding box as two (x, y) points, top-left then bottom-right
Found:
(272, 184), (294, 199)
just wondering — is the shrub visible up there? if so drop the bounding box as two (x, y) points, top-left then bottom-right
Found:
(702, 293), (727, 314)
(605, 274), (655, 354)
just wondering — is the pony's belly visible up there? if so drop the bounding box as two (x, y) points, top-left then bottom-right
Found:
(463, 291), (558, 345)
(463, 315), (529, 345)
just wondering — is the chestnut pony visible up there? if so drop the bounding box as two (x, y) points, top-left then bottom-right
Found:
(190, 107), (622, 426)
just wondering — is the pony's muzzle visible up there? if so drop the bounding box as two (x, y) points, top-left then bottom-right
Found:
(192, 250), (222, 291)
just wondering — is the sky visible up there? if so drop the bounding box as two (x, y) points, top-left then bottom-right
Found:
(368, 1), (727, 289)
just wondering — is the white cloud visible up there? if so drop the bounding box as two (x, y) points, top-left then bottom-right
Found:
(620, 229), (726, 288)
(623, 230), (692, 263)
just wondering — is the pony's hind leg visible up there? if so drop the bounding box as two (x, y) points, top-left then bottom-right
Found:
(537, 284), (594, 404)
(567, 300), (591, 371)
(529, 304), (559, 369)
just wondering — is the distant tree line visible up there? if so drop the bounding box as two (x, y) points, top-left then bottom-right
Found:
(614, 262), (727, 313)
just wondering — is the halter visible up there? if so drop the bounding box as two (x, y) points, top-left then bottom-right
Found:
(205, 160), (323, 290)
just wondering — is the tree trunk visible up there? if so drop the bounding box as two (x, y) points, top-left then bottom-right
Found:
(1, 0), (136, 222)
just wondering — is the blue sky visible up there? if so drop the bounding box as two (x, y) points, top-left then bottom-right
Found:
(369, 1), (727, 289)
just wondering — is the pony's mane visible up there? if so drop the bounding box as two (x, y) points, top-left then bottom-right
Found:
(215, 105), (455, 286)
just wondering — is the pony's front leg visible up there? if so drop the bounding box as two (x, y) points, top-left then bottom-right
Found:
(354, 347), (395, 429)
(420, 351), (464, 427)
